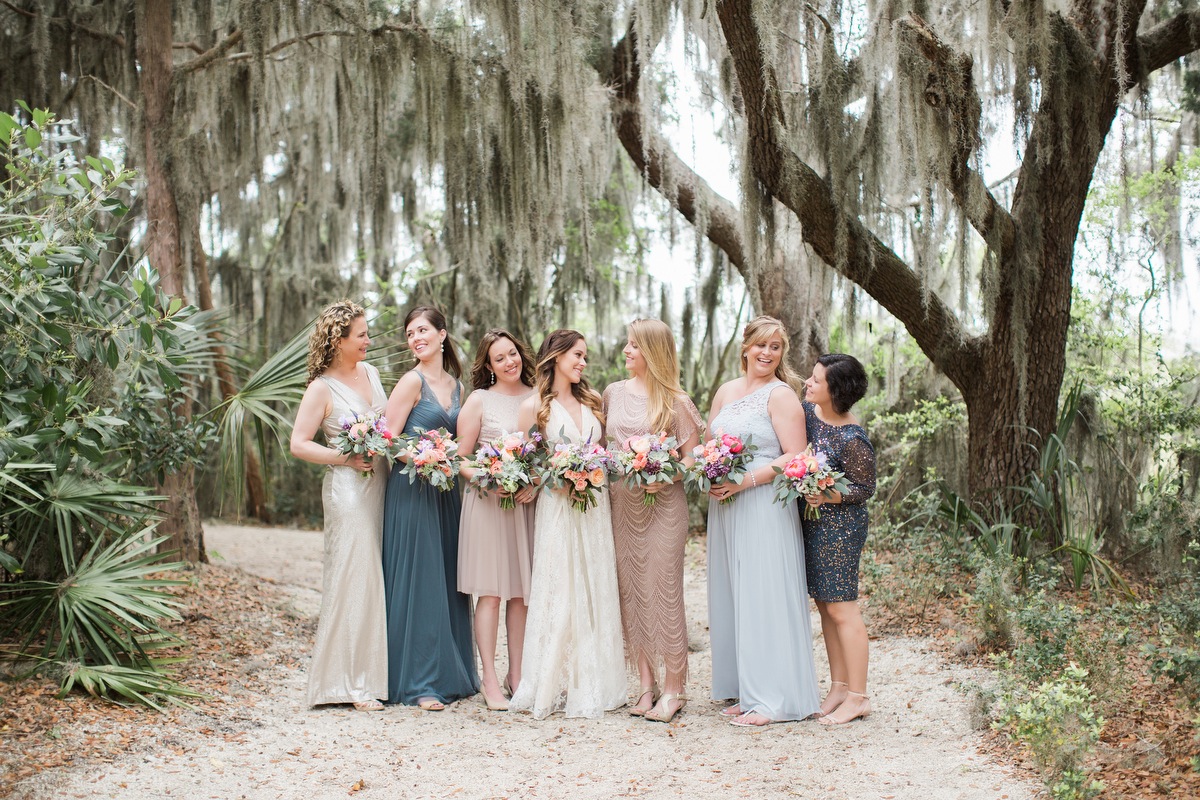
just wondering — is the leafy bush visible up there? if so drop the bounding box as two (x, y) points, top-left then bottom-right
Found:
(995, 663), (1106, 800)
(0, 107), (211, 706)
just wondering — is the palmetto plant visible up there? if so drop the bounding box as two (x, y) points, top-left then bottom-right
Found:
(0, 108), (210, 706)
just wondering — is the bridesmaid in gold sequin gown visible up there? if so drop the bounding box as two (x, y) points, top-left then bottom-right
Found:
(603, 320), (703, 723)
(289, 301), (388, 711)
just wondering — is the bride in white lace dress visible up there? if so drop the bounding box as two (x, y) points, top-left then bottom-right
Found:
(509, 330), (626, 718)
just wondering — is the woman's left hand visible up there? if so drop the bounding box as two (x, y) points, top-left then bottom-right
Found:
(514, 485), (538, 504)
(644, 482), (665, 495)
(805, 489), (841, 507)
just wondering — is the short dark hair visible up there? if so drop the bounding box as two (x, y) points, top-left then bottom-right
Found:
(817, 353), (868, 414)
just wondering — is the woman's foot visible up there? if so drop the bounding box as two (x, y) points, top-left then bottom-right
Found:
(819, 692), (871, 725)
(502, 675), (516, 698)
(352, 699), (383, 712)
(628, 682), (660, 716)
(719, 702), (743, 717)
(644, 693), (687, 723)
(818, 680), (849, 717)
(480, 684), (509, 711)
(416, 697), (446, 711)
(729, 711), (773, 727)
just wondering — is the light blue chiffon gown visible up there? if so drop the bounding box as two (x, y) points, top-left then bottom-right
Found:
(381, 373), (479, 705)
(707, 381), (821, 720)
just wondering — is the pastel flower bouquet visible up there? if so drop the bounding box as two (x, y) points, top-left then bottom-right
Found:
(397, 426), (461, 491)
(684, 431), (757, 505)
(466, 430), (544, 510)
(541, 436), (611, 513)
(330, 411), (397, 477)
(608, 432), (684, 507)
(772, 445), (849, 519)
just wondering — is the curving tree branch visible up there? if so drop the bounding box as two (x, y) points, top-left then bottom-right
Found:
(714, 0), (980, 384)
(1138, 11), (1200, 75)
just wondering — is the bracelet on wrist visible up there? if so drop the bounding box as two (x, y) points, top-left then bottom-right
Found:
(749, 470), (758, 487)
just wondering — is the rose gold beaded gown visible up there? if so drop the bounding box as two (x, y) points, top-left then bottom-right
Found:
(602, 381), (703, 682)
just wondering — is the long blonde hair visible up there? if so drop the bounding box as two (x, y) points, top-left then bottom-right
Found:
(306, 300), (365, 384)
(740, 315), (802, 392)
(628, 319), (685, 435)
(533, 330), (604, 434)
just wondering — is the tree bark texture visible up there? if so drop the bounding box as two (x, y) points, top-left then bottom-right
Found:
(137, 0), (207, 561)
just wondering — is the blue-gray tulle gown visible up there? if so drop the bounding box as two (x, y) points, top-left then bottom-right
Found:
(707, 380), (821, 721)
(382, 372), (479, 705)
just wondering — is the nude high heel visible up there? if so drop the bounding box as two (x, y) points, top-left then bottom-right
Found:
(628, 682), (660, 716)
(819, 691), (871, 725)
(644, 693), (687, 723)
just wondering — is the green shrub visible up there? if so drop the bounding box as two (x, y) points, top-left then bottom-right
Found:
(995, 663), (1105, 800)
(0, 107), (210, 706)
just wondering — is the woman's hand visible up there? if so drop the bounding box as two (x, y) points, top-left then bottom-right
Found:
(644, 481), (665, 496)
(514, 485), (538, 505)
(343, 453), (374, 472)
(709, 480), (744, 502)
(805, 489), (842, 507)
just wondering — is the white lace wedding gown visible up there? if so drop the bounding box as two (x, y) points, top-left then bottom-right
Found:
(509, 399), (626, 718)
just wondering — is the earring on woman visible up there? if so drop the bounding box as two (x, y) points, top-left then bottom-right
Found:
(489, 370), (496, 385)
(440, 340), (445, 353)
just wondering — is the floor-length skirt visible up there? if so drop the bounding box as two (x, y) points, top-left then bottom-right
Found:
(707, 485), (820, 720)
(382, 469), (479, 704)
(307, 464), (389, 706)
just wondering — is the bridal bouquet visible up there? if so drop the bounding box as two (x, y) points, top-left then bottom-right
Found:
(541, 436), (611, 513)
(466, 430), (544, 510)
(397, 427), (460, 491)
(772, 445), (849, 519)
(608, 432), (684, 507)
(330, 411), (397, 477)
(684, 431), (757, 505)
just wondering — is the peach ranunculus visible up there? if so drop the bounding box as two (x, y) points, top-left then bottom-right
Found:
(628, 436), (652, 454)
(588, 467), (606, 486)
(574, 478), (589, 491)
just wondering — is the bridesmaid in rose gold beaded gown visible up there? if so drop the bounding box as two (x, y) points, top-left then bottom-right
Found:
(603, 319), (703, 723)
(456, 330), (537, 711)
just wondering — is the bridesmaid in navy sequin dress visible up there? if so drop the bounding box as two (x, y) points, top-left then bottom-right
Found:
(801, 353), (876, 725)
(381, 307), (479, 709)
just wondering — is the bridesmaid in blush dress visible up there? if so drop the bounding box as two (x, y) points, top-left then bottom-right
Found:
(603, 319), (702, 723)
(456, 329), (537, 711)
(381, 306), (478, 709)
(289, 300), (388, 711)
(706, 316), (821, 727)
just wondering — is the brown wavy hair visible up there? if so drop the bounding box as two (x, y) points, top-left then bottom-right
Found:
(533, 329), (604, 434)
(405, 305), (462, 378)
(306, 300), (365, 384)
(740, 315), (802, 392)
(469, 329), (535, 391)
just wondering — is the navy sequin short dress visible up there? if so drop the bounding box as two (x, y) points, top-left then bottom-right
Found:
(801, 402), (877, 602)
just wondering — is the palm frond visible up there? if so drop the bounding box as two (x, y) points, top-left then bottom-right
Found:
(57, 662), (204, 711)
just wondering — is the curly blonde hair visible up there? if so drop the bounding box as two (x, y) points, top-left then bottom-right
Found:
(740, 315), (803, 392)
(306, 300), (365, 384)
(533, 330), (604, 434)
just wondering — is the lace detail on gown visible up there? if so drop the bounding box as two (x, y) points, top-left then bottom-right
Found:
(509, 400), (626, 718)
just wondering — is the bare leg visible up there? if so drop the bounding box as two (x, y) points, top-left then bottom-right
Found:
(474, 595), (505, 705)
(817, 601), (849, 715)
(820, 600), (870, 724)
(504, 598), (528, 693)
(632, 654), (658, 714)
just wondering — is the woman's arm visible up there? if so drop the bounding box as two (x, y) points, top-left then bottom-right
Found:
(384, 371), (422, 436)
(456, 390), (485, 481)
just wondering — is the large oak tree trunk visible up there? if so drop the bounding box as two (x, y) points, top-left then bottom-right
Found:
(138, 0), (207, 563)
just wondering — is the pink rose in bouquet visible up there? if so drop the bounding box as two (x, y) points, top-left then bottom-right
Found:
(540, 435), (611, 513)
(398, 427), (461, 491)
(772, 445), (849, 519)
(330, 411), (398, 477)
(608, 432), (684, 507)
(683, 430), (757, 505)
(466, 429), (544, 510)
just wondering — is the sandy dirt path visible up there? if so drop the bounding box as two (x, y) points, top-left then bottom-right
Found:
(31, 523), (1036, 800)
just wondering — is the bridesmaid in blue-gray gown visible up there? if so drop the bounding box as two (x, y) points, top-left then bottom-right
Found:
(382, 306), (479, 709)
(706, 316), (821, 726)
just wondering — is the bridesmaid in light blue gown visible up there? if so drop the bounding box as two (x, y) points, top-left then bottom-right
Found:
(381, 306), (478, 709)
(706, 316), (821, 726)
